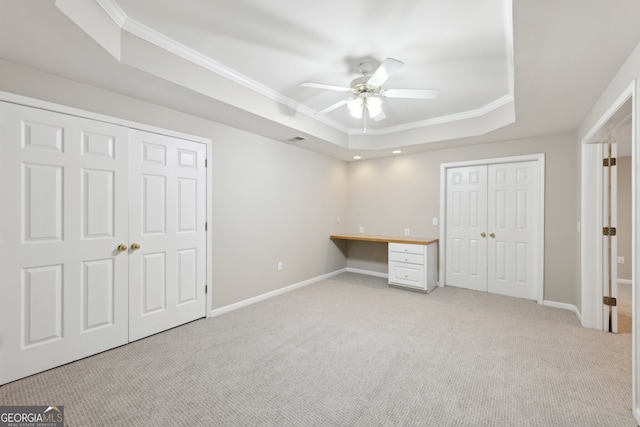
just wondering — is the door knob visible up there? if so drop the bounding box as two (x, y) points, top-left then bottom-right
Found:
(489, 233), (495, 238)
(480, 232), (486, 238)
(131, 243), (141, 251)
(117, 244), (128, 252)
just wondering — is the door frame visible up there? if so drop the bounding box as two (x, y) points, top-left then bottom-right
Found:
(439, 154), (546, 304)
(580, 83), (634, 331)
(0, 90), (214, 317)
(580, 81), (639, 422)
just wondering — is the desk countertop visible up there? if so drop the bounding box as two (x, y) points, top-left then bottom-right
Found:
(330, 233), (438, 245)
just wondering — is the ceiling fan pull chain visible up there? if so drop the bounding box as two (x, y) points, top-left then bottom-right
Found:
(363, 103), (367, 133)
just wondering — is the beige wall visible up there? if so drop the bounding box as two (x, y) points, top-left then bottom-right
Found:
(0, 60), (349, 310)
(618, 156), (632, 281)
(347, 134), (580, 305)
(0, 58), (581, 308)
(210, 128), (348, 306)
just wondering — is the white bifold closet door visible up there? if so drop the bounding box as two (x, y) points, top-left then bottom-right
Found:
(0, 103), (130, 384)
(128, 130), (207, 341)
(0, 103), (207, 385)
(446, 161), (539, 300)
(445, 166), (488, 292)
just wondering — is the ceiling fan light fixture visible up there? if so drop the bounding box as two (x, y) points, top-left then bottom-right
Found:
(365, 96), (382, 118)
(304, 58), (437, 122)
(347, 98), (363, 118)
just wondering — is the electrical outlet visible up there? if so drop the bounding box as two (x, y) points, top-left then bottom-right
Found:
(618, 256), (625, 264)
(404, 228), (410, 236)
(359, 226), (364, 233)
(277, 261), (283, 271)
(432, 218), (438, 226)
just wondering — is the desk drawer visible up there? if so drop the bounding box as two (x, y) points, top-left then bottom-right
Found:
(389, 243), (425, 255)
(389, 262), (426, 290)
(389, 251), (424, 265)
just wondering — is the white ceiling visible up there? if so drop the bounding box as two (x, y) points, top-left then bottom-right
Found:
(112, 0), (513, 133)
(1, 0), (640, 160)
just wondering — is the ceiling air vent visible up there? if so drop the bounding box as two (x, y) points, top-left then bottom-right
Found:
(287, 136), (306, 142)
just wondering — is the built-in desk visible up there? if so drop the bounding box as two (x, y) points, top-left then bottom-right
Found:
(330, 234), (438, 293)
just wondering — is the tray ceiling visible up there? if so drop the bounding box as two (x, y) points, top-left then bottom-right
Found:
(108, 0), (514, 134)
(2, 0), (640, 159)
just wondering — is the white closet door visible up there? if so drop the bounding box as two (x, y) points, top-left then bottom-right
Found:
(0, 103), (129, 384)
(445, 165), (488, 291)
(487, 161), (538, 300)
(128, 130), (207, 341)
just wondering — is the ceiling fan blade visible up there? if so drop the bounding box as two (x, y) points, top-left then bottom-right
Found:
(383, 88), (439, 99)
(367, 58), (404, 87)
(301, 82), (351, 92)
(316, 99), (348, 115)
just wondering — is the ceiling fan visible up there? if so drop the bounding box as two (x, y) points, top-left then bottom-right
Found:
(301, 58), (438, 127)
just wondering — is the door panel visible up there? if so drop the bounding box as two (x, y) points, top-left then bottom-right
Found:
(83, 169), (115, 238)
(487, 162), (538, 299)
(142, 252), (167, 314)
(82, 258), (115, 330)
(129, 130), (206, 341)
(24, 164), (64, 241)
(177, 249), (198, 304)
(0, 103), (129, 385)
(603, 142), (618, 332)
(23, 265), (63, 346)
(445, 166), (488, 291)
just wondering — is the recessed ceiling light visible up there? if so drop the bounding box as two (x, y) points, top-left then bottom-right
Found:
(392, 150), (402, 154)
(353, 156), (362, 160)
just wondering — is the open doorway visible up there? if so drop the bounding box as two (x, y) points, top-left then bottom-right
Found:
(580, 83), (639, 423)
(585, 98), (632, 333)
(615, 114), (633, 333)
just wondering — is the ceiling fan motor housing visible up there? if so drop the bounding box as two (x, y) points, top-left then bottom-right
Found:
(350, 76), (371, 90)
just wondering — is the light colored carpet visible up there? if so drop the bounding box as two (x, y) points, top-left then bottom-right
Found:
(0, 273), (635, 426)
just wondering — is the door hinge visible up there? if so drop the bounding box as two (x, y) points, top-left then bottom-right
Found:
(205, 159), (208, 168)
(603, 227), (617, 236)
(205, 285), (208, 294)
(205, 222), (208, 231)
(603, 296), (617, 306)
(603, 158), (617, 167)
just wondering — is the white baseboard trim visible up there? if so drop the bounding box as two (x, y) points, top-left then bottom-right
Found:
(209, 268), (347, 318)
(345, 267), (388, 279)
(618, 279), (632, 285)
(543, 300), (582, 323)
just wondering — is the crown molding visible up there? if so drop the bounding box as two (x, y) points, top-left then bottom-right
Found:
(92, 0), (514, 139)
(94, 0), (350, 134)
(94, 0), (126, 26)
(347, 94), (514, 136)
